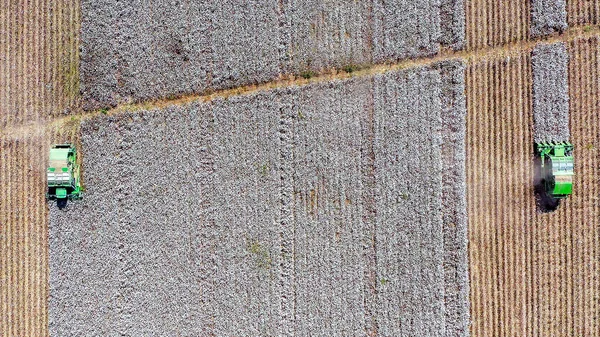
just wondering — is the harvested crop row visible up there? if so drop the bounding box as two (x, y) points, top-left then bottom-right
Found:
(467, 52), (536, 337)
(567, 0), (600, 25)
(531, 42), (570, 142)
(50, 63), (468, 336)
(530, 0), (567, 37)
(465, 0), (529, 50)
(0, 0), (80, 128)
(556, 35), (600, 337)
(80, 0), (465, 109)
(467, 42), (600, 337)
(0, 134), (55, 336)
(528, 36), (600, 337)
(0, 118), (81, 337)
(0, 137), (44, 337)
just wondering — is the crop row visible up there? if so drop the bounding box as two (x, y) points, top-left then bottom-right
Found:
(50, 62), (468, 336)
(80, 0), (465, 109)
(0, 123), (79, 337)
(532, 42), (570, 143)
(0, 0), (80, 128)
(530, 0), (567, 37)
(467, 37), (600, 337)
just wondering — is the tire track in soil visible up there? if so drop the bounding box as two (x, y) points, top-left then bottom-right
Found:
(361, 77), (378, 337)
(278, 94), (295, 337)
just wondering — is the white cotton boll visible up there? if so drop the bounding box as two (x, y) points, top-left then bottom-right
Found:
(50, 64), (469, 336)
(530, 0), (568, 37)
(80, 0), (466, 110)
(532, 42), (570, 143)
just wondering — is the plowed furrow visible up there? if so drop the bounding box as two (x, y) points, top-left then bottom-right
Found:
(14, 140), (24, 335)
(23, 137), (32, 335)
(0, 136), (9, 333)
(0, 1), (5, 124)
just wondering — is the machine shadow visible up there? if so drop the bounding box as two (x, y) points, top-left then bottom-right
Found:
(533, 145), (560, 213)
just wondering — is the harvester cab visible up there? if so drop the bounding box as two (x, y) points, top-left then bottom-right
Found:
(46, 144), (82, 209)
(536, 141), (574, 201)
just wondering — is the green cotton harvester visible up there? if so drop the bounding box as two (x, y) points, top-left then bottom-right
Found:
(46, 144), (82, 208)
(536, 141), (574, 200)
